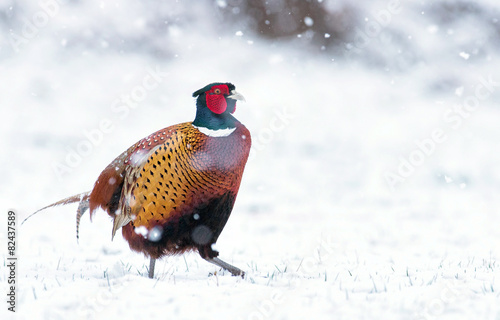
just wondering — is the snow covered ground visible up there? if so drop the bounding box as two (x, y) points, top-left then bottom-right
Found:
(1, 1), (500, 319)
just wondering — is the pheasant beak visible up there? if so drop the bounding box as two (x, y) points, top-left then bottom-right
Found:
(227, 90), (246, 102)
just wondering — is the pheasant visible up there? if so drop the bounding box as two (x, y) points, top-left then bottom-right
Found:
(24, 82), (251, 278)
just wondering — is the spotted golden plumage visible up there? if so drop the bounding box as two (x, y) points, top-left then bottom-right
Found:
(24, 82), (251, 278)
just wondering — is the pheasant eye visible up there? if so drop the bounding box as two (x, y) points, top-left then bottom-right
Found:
(214, 88), (221, 94)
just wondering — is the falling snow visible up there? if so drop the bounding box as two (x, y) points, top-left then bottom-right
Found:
(459, 51), (470, 60)
(455, 86), (464, 97)
(148, 226), (163, 242)
(216, 0), (227, 8)
(134, 226), (149, 238)
(304, 16), (314, 27)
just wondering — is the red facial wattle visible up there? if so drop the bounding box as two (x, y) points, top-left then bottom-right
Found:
(206, 84), (230, 114)
(206, 94), (227, 114)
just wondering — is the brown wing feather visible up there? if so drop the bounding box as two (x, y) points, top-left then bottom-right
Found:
(88, 124), (181, 219)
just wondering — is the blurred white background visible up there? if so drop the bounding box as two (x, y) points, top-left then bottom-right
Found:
(1, 1), (500, 319)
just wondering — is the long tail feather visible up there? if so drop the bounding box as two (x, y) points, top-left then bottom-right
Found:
(22, 192), (91, 227)
(76, 196), (90, 243)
